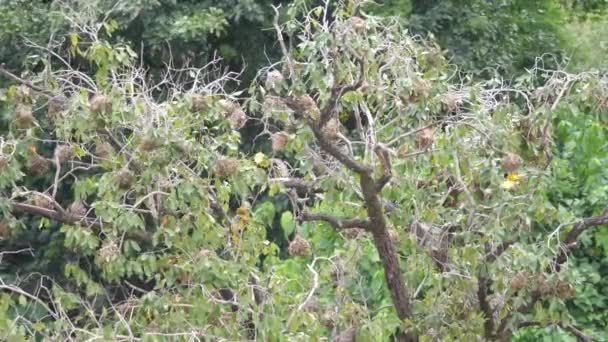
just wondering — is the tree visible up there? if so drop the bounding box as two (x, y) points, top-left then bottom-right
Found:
(1, 1), (607, 341)
(370, 0), (566, 78)
(0, 0), (284, 87)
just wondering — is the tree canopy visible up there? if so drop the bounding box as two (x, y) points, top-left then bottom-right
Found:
(1, 1), (607, 341)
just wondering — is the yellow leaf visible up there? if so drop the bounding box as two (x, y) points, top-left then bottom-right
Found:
(254, 152), (269, 168)
(69, 33), (79, 47)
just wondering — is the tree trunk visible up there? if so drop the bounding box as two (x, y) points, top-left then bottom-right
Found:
(360, 174), (417, 342)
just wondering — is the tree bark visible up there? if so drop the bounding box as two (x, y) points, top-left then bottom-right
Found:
(360, 173), (417, 342)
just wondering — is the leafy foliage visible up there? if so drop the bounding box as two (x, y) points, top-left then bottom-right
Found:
(0, 1), (607, 341)
(370, 0), (566, 78)
(0, 0), (282, 86)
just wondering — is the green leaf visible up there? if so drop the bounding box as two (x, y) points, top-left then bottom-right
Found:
(254, 152), (270, 168)
(254, 202), (275, 226)
(280, 211), (295, 239)
(18, 295), (27, 307)
(595, 228), (608, 254)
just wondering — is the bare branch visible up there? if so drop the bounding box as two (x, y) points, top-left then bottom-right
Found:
(300, 211), (370, 230)
(272, 5), (295, 78)
(0, 64), (55, 97)
(374, 144), (392, 192)
(0, 283), (59, 320)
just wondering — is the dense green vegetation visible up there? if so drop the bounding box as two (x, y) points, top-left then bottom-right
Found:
(1, 1), (607, 341)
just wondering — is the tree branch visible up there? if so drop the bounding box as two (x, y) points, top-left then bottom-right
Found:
(318, 59), (365, 128)
(497, 207), (608, 338)
(311, 125), (372, 175)
(517, 321), (592, 342)
(551, 207), (608, 271)
(485, 240), (515, 263)
(300, 211), (369, 230)
(477, 276), (494, 339)
(374, 143), (392, 192)
(269, 177), (323, 195)
(271, 5), (295, 78)
(9, 201), (152, 243)
(11, 202), (97, 227)
(0, 64), (55, 97)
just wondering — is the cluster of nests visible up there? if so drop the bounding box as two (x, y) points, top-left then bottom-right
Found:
(510, 271), (575, 300)
(5, 86), (255, 181)
(31, 193), (88, 217)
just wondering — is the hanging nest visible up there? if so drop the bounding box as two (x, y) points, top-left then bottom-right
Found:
(219, 99), (247, 130)
(510, 271), (530, 292)
(0, 220), (10, 239)
(117, 169), (134, 189)
(322, 309), (338, 329)
(15, 86), (32, 104)
(139, 133), (162, 152)
(536, 275), (551, 296)
(501, 153), (523, 172)
(265, 69), (285, 92)
(33, 193), (54, 210)
(191, 94), (213, 112)
(27, 153), (50, 176)
(94, 142), (115, 159)
(262, 95), (290, 117)
(68, 201), (87, 218)
(556, 282), (575, 299)
(54, 145), (73, 164)
(388, 228), (400, 245)
(98, 241), (120, 263)
(321, 117), (340, 140)
(0, 154), (9, 170)
(288, 234), (311, 257)
(47, 95), (67, 121)
(215, 158), (240, 178)
(90, 95), (112, 115)
(347, 16), (367, 33)
(270, 158), (290, 178)
(343, 228), (367, 240)
(229, 107), (247, 130)
(416, 127), (435, 150)
(270, 131), (289, 152)
(15, 104), (36, 129)
(441, 92), (463, 113)
(292, 94), (319, 119)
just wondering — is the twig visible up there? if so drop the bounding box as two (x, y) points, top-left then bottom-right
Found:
(284, 258), (322, 330)
(374, 144), (392, 191)
(0, 283), (59, 320)
(272, 5), (295, 78)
